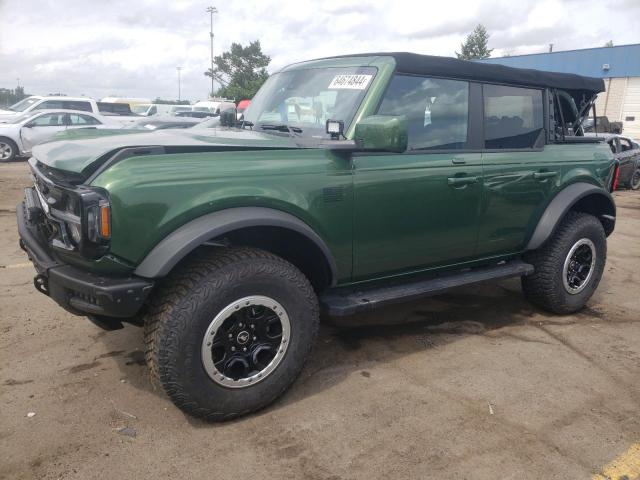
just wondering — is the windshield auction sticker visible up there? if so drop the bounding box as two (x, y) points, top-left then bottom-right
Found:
(328, 74), (373, 90)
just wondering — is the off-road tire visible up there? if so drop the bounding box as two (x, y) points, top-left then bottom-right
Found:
(144, 247), (319, 421)
(522, 211), (606, 314)
(0, 137), (18, 162)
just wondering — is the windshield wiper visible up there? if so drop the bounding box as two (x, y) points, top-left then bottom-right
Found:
(259, 124), (303, 136)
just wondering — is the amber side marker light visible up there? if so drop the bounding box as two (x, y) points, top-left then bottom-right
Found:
(100, 204), (111, 238)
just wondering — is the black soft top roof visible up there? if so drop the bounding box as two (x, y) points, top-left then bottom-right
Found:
(324, 52), (605, 93)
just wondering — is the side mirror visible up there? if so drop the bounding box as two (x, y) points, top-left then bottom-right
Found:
(354, 115), (408, 153)
(24, 122), (34, 128)
(220, 107), (237, 127)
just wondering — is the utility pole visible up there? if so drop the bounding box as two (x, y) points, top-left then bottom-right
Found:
(206, 6), (218, 99)
(549, 43), (554, 53)
(177, 67), (182, 101)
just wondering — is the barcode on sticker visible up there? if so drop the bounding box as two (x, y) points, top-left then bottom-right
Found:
(328, 74), (373, 90)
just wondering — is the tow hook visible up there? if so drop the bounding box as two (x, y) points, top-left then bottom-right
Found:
(34, 274), (49, 295)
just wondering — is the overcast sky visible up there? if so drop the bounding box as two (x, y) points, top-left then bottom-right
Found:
(0, 0), (638, 102)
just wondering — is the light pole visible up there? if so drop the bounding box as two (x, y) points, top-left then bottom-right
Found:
(177, 67), (182, 101)
(206, 6), (217, 99)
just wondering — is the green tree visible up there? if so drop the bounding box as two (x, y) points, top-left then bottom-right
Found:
(604, 40), (614, 47)
(205, 40), (270, 100)
(456, 24), (493, 60)
(0, 85), (29, 108)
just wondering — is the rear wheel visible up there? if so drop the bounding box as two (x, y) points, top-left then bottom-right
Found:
(0, 138), (17, 162)
(144, 247), (319, 421)
(522, 211), (606, 314)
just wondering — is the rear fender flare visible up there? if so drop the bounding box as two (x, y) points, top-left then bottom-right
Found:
(134, 207), (338, 283)
(526, 183), (616, 250)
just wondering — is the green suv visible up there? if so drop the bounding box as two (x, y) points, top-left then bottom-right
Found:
(17, 53), (617, 420)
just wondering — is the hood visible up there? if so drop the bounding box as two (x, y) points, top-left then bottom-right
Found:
(32, 127), (299, 177)
(0, 110), (18, 119)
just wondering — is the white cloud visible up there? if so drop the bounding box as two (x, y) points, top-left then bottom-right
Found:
(0, 0), (638, 101)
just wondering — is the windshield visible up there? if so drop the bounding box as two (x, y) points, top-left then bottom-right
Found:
(243, 66), (377, 139)
(8, 96), (41, 112)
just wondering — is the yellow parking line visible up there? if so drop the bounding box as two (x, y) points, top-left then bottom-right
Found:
(593, 442), (640, 480)
(1, 262), (32, 269)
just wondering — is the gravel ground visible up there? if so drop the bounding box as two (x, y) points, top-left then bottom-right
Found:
(1, 160), (639, 480)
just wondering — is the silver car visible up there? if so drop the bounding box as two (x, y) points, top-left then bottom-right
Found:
(0, 110), (122, 162)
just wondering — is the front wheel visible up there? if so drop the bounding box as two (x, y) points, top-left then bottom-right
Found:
(522, 211), (606, 314)
(144, 247), (319, 421)
(630, 168), (640, 190)
(0, 138), (18, 162)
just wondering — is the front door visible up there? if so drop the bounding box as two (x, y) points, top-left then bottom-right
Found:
(617, 137), (640, 180)
(352, 74), (482, 281)
(20, 112), (67, 151)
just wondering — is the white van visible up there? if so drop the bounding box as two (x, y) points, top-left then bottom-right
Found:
(130, 104), (174, 117)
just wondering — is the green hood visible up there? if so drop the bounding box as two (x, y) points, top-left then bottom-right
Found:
(32, 127), (298, 176)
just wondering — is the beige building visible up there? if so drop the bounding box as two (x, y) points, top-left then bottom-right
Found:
(596, 77), (640, 139)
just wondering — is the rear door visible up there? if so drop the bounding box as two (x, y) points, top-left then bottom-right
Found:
(352, 75), (483, 280)
(477, 84), (558, 256)
(20, 113), (67, 151)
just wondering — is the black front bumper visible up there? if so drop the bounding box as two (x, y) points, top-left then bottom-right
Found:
(17, 197), (154, 320)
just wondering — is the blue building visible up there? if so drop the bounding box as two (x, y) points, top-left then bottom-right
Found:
(479, 44), (640, 139)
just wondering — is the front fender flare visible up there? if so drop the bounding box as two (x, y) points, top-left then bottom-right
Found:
(134, 207), (338, 283)
(526, 182), (616, 251)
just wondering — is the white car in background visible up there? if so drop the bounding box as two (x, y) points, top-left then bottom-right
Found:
(0, 96), (99, 117)
(0, 110), (123, 162)
(0, 96), (141, 126)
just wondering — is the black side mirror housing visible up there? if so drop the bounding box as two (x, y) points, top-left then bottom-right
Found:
(220, 108), (237, 127)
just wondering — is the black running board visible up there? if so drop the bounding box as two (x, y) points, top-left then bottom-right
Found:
(320, 260), (534, 316)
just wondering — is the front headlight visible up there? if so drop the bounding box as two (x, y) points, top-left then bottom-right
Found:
(51, 186), (111, 258)
(67, 222), (82, 244)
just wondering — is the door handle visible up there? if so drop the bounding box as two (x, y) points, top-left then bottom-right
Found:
(532, 171), (558, 180)
(448, 176), (479, 187)
(451, 157), (466, 165)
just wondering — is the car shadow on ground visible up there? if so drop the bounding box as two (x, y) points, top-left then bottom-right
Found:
(95, 277), (599, 426)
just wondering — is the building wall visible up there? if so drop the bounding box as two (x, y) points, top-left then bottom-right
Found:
(596, 78), (626, 121)
(621, 78), (640, 140)
(479, 44), (640, 78)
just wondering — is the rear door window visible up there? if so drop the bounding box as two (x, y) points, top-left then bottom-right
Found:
(377, 75), (469, 150)
(483, 85), (543, 149)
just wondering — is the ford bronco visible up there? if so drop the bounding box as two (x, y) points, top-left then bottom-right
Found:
(17, 53), (617, 420)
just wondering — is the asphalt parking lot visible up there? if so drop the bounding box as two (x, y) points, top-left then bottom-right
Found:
(1, 160), (639, 480)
